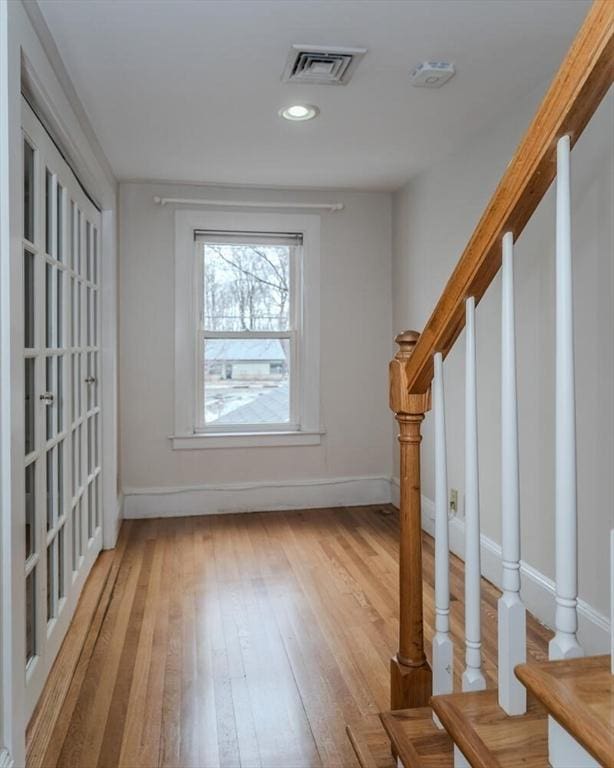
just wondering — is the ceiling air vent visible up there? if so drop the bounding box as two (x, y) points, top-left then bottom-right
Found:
(282, 45), (367, 86)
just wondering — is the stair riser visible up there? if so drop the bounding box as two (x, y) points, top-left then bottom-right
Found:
(453, 744), (470, 768)
(548, 719), (599, 768)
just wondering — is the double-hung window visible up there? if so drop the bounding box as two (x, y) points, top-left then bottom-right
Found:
(196, 230), (300, 431)
(173, 210), (321, 449)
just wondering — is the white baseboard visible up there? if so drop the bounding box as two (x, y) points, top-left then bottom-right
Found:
(122, 474), (392, 519)
(103, 493), (124, 550)
(390, 478), (610, 655)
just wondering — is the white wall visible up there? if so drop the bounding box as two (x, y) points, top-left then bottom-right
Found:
(119, 182), (394, 515)
(392, 84), (614, 649)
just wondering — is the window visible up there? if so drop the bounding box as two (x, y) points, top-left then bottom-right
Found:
(198, 231), (300, 430)
(173, 211), (321, 448)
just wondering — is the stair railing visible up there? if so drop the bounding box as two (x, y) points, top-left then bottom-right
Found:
(388, 4), (613, 765)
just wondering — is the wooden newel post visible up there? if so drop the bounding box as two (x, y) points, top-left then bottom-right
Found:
(389, 330), (433, 710)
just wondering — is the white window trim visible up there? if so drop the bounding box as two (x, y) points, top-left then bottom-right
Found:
(172, 210), (322, 449)
(194, 231), (301, 434)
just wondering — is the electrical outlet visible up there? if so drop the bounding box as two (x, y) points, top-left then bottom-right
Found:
(449, 489), (458, 517)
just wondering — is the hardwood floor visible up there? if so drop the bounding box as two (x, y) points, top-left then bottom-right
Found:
(31, 505), (551, 768)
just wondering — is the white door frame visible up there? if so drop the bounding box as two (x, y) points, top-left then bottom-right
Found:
(0, 3), (118, 764)
(21, 97), (104, 717)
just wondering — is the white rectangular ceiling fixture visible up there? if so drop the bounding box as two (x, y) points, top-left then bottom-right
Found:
(282, 44), (367, 86)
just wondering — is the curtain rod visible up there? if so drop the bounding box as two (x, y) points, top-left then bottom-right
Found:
(153, 196), (344, 212)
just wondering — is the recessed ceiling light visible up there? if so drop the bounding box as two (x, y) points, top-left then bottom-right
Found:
(279, 104), (320, 122)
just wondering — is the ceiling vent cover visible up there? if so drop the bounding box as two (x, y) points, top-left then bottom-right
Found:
(282, 45), (367, 86)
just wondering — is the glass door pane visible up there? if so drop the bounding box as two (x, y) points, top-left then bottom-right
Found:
(24, 250), (35, 347)
(25, 358), (35, 455)
(24, 140), (35, 243)
(22, 98), (103, 719)
(25, 571), (36, 664)
(25, 462), (35, 559)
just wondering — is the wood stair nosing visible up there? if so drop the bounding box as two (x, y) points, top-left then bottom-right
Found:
(429, 694), (500, 768)
(516, 655), (614, 768)
(430, 689), (549, 768)
(379, 707), (453, 768)
(346, 724), (380, 768)
(346, 720), (398, 768)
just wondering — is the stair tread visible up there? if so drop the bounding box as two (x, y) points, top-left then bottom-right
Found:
(516, 654), (614, 767)
(346, 721), (397, 768)
(430, 689), (548, 768)
(380, 707), (453, 768)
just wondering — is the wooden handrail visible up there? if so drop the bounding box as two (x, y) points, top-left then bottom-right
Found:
(405, 0), (614, 395)
(388, 0), (613, 714)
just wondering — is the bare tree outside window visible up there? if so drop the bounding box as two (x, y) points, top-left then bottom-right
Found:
(200, 238), (299, 427)
(204, 244), (289, 331)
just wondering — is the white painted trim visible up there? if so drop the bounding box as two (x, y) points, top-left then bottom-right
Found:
(110, 494), (123, 548)
(100, 208), (119, 548)
(123, 475), (392, 519)
(20, 96), (104, 720)
(0, 3), (13, 762)
(19, 19), (120, 552)
(173, 209), (321, 446)
(0, 747), (14, 768)
(1, 5), (118, 761)
(611, 529), (614, 673)
(389, 480), (609, 654)
(1, 5), (25, 761)
(170, 428), (325, 450)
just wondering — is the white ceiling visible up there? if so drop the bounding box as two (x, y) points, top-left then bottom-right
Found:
(39, 0), (590, 190)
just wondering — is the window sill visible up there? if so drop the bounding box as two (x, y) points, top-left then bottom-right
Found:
(170, 429), (325, 450)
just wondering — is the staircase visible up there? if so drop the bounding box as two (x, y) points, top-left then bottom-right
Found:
(516, 655), (614, 767)
(380, 656), (614, 768)
(349, 2), (614, 766)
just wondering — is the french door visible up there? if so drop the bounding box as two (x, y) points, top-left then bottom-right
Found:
(22, 99), (103, 716)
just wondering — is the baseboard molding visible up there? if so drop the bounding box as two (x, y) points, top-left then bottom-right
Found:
(123, 475), (393, 519)
(103, 493), (124, 550)
(390, 478), (609, 654)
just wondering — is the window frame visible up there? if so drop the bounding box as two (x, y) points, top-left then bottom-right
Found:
(172, 210), (322, 449)
(195, 231), (301, 433)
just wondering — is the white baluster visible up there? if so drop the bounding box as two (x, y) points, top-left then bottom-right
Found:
(498, 231), (527, 715)
(433, 352), (453, 721)
(551, 135), (582, 663)
(455, 299), (486, 767)
(463, 297), (485, 693)
(549, 134), (596, 768)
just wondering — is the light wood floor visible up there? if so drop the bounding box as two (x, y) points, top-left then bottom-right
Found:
(34, 505), (551, 768)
